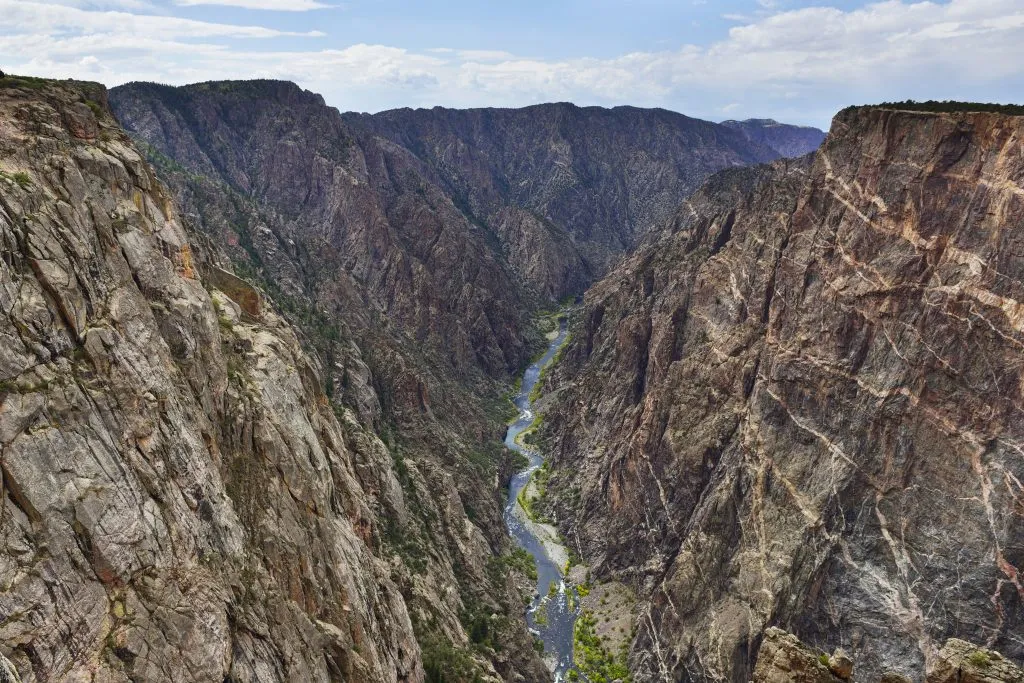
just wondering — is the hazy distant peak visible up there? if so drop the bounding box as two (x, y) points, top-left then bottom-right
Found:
(721, 117), (826, 157)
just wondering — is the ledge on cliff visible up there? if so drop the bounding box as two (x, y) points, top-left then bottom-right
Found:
(753, 630), (1024, 683)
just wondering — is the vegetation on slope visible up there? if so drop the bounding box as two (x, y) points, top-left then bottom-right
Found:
(857, 100), (1024, 116)
(572, 610), (631, 683)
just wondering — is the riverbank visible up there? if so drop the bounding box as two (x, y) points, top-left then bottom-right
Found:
(512, 492), (569, 571)
(503, 310), (580, 680)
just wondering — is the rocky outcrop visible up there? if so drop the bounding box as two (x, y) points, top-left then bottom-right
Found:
(752, 628), (845, 683)
(540, 106), (1024, 681)
(721, 118), (826, 159)
(345, 104), (823, 300)
(752, 630), (1024, 683)
(928, 639), (1024, 683)
(0, 77), (547, 682)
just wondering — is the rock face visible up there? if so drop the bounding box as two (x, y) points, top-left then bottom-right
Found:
(0, 75), (420, 683)
(345, 104), (822, 299)
(0, 653), (21, 683)
(721, 118), (827, 158)
(0, 77), (547, 682)
(108, 80), (533, 383)
(540, 106), (1024, 681)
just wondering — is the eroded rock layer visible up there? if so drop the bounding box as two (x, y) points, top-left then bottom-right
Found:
(541, 106), (1024, 681)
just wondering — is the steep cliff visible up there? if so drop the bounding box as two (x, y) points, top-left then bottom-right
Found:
(108, 80), (535, 384)
(540, 106), (1024, 681)
(345, 104), (822, 299)
(0, 77), (546, 682)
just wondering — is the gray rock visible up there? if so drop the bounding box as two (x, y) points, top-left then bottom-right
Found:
(542, 105), (1024, 681)
(0, 77), (421, 683)
(0, 653), (21, 683)
(752, 628), (842, 683)
(880, 674), (913, 683)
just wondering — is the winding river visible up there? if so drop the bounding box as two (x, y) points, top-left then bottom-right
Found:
(504, 316), (579, 681)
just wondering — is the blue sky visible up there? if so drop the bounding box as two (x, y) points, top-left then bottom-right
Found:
(3, 0), (1024, 128)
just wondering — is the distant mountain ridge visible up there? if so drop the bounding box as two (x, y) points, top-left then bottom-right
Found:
(343, 102), (823, 298)
(109, 80), (821, 346)
(722, 117), (827, 158)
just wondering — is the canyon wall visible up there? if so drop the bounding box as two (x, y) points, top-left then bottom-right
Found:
(0, 76), (547, 683)
(540, 106), (1024, 681)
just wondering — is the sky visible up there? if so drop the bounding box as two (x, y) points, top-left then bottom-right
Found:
(2, 0), (1024, 128)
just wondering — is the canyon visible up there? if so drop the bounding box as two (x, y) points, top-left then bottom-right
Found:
(1, 70), (1022, 683)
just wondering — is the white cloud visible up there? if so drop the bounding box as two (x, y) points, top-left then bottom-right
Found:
(3, 0), (1024, 127)
(174, 0), (334, 10)
(0, 0), (325, 38)
(41, 0), (157, 8)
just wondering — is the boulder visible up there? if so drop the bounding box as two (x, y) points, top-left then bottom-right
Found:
(828, 648), (854, 680)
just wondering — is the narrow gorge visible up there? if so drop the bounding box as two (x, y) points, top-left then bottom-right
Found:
(1, 70), (1023, 683)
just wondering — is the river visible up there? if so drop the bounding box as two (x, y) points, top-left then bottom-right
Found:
(504, 316), (579, 681)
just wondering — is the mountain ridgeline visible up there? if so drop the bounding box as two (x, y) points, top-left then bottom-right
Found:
(110, 81), (821, 311)
(721, 118), (830, 158)
(342, 104), (823, 297)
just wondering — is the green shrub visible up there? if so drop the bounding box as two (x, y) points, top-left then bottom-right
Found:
(0, 75), (48, 91)
(967, 650), (992, 668)
(505, 547), (538, 581)
(420, 635), (482, 683)
(85, 99), (104, 118)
